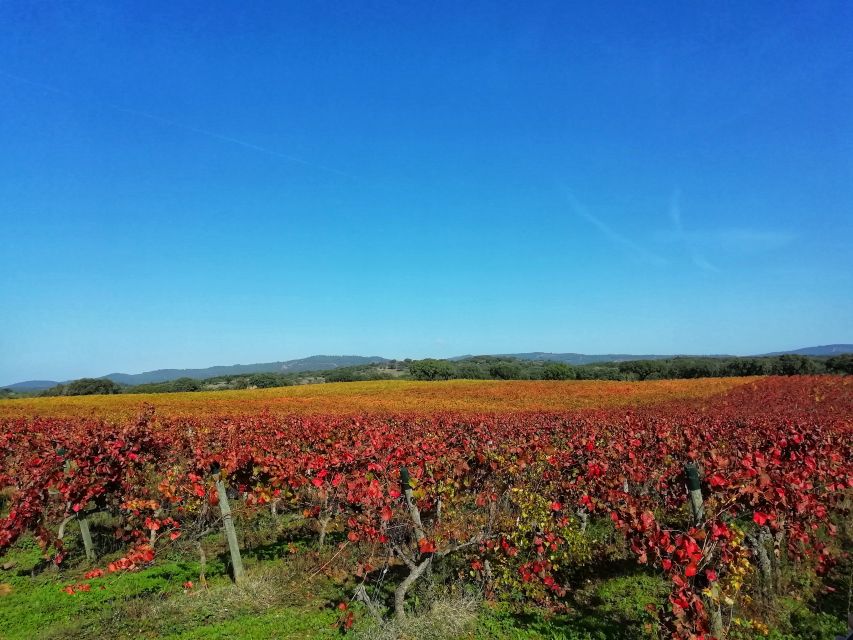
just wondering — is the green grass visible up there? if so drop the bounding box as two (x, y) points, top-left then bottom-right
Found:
(1, 532), (847, 640)
(167, 609), (339, 639)
(0, 538), (214, 640)
(0, 534), (343, 640)
(0, 536), (660, 640)
(472, 572), (667, 640)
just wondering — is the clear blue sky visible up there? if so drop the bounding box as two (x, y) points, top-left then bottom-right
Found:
(1, 1), (851, 383)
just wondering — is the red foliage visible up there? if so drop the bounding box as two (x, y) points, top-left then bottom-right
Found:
(0, 377), (850, 639)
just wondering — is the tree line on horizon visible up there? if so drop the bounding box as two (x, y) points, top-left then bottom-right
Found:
(407, 353), (853, 381)
(1, 353), (851, 399)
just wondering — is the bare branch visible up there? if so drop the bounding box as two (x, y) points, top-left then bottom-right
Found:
(390, 541), (416, 570)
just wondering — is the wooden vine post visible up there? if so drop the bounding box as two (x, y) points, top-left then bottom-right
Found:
(210, 462), (245, 584)
(684, 463), (704, 525)
(77, 514), (96, 561)
(58, 445), (97, 562)
(684, 462), (724, 639)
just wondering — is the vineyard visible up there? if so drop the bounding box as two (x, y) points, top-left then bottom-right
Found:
(0, 377), (749, 419)
(0, 376), (851, 639)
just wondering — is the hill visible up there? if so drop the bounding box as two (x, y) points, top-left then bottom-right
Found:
(762, 344), (853, 357)
(454, 352), (719, 365)
(452, 346), (851, 365)
(2, 380), (60, 391)
(102, 356), (389, 385)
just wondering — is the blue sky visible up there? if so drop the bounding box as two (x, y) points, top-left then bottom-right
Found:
(1, 1), (851, 383)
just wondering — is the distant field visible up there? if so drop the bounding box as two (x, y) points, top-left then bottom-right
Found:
(0, 377), (755, 419)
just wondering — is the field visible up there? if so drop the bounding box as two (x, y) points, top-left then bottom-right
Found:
(1, 376), (851, 640)
(0, 378), (751, 419)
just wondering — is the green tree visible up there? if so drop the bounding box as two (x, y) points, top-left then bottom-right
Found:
(64, 378), (122, 396)
(489, 362), (523, 380)
(771, 354), (817, 376)
(825, 354), (853, 375)
(542, 362), (575, 380)
(456, 362), (487, 379)
(618, 360), (661, 381)
(724, 358), (768, 377)
(170, 377), (201, 392)
(325, 369), (358, 383)
(247, 373), (285, 388)
(668, 358), (717, 379)
(408, 359), (454, 381)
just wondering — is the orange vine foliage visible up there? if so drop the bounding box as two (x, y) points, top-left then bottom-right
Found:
(0, 377), (752, 420)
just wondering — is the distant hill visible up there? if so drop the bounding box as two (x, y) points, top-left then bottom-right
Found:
(451, 352), (738, 364)
(762, 344), (853, 357)
(103, 356), (389, 385)
(453, 346), (850, 365)
(2, 380), (60, 391)
(454, 352), (702, 365)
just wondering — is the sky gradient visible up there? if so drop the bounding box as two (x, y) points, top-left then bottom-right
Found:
(1, 1), (851, 383)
